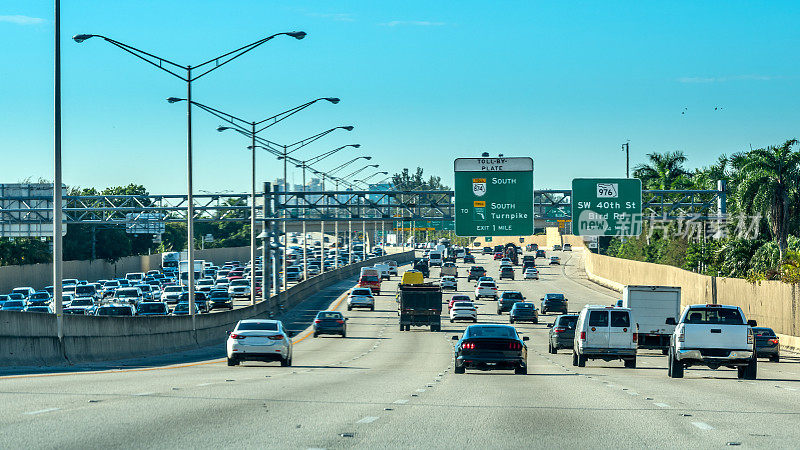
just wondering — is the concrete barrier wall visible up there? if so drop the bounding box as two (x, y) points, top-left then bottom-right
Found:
(0, 251), (416, 367)
(0, 246), (251, 294)
(584, 251), (800, 349)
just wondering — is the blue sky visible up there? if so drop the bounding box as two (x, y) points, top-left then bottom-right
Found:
(2, 1), (799, 193)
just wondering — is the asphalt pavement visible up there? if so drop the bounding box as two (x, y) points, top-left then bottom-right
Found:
(2, 249), (799, 448)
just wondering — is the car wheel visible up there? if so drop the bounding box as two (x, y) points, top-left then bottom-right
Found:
(313, 332), (318, 338)
(661, 348), (669, 355)
(624, 358), (637, 369)
(342, 331), (346, 338)
(450, 318), (454, 323)
(770, 354), (780, 363)
(371, 306), (375, 311)
(280, 354), (291, 367)
(226, 357), (238, 366)
(572, 350), (579, 366)
(577, 352), (586, 367)
(533, 318), (539, 324)
(515, 365), (527, 375)
(454, 362), (465, 374)
(473, 318), (477, 323)
(347, 306), (352, 311)
(743, 355), (757, 379)
(668, 349), (684, 378)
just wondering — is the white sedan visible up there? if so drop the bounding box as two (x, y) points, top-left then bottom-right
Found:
(347, 287), (375, 311)
(441, 276), (458, 291)
(524, 268), (539, 280)
(475, 281), (498, 299)
(450, 301), (477, 323)
(227, 319), (293, 367)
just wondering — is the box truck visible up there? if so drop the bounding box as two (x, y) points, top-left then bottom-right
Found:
(622, 285), (681, 353)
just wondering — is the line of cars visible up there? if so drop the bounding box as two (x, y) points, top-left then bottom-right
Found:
(0, 260), (254, 316)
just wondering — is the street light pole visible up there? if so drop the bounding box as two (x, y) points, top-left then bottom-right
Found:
(622, 141), (630, 178)
(54, 0), (64, 342)
(74, 30), (306, 327)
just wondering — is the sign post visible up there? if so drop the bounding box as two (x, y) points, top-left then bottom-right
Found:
(571, 178), (642, 236)
(454, 157), (533, 236)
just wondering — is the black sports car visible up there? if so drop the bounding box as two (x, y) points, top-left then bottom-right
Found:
(452, 324), (529, 375)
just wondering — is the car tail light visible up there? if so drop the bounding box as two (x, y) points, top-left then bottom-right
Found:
(580, 331), (586, 340)
(554, 327), (566, 333)
(678, 327), (685, 342)
(509, 341), (522, 350)
(632, 333), (638, 343)
(268, 334), (284, 340)
(768, 338), (779, 344)
(230, 334), (245, 339)
(336, 319), (345, 324)
(314, 319), (321, 324)
(747, 327), (754, 345)
(462, 342), (475, 350)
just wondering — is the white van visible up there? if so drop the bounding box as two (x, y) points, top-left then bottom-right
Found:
(573, 305), (637, 368)
(429, 251), (443, 267)
(373, 263), (391, 280)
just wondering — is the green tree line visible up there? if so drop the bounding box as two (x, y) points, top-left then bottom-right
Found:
(608, 139), (800, 282)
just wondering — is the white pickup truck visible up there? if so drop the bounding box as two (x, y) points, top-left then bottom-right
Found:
(667, 304), (758, 379)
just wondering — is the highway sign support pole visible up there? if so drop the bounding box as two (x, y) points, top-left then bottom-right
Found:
(268, 181), (272, 302)
(348, 220), (352, 264)
(302, 166), (307, 281)
(53, 0), (64, 342)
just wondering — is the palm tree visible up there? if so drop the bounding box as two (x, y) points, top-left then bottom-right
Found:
(633, 151), (691, 190)
(736, 139), (800, 261)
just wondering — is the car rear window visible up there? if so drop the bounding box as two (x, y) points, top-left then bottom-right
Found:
(557, 316), (578, 328)
(610, 311), (631, 327)
(452, 296), (470, 301)
(317, 312), (343, 319)
(588, 310), (609, 327)
(546, 294), (565, 300)
(138, 303), (166, 313)
(361, 276), (379, 283)
(514, 303), (534, 309)
(502, 292), (523, 299)
(466, 326), (517, 339)
(753, 328), (775, 336)
(4, 301), (24, 307)
(352, 289), (372, 296)
(684, 308), (744, 325)
(237, 322), (279, 331)
(97, 307), (132, 316)
(453, 302), (473, 307)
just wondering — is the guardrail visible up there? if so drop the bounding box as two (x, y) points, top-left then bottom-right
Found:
(0, 251), (415, 367)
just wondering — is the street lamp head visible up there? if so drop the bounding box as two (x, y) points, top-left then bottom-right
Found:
(378, 171), (389, 175)
(217, 126), (234, 132)
(72, 34), (95, 43)
(369, 164), (379, 168)
(324, 97), (341, 104)
(341, 126), (355, 131)
(287, 31), (307, 40)
(166, 97), (185, 103)
(363, 156), (372, 160)
(351, 144), (361, 148)
(481, 152), (490, 157)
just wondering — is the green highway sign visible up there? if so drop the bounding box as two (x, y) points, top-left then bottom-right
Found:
(454, 157), (534, 236)
(571, 178), (642, 236)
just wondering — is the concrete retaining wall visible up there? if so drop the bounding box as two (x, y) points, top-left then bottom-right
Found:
(584, 251), (800, 351)
(0, 251), (415, 367)
(0, 247), (251, 294)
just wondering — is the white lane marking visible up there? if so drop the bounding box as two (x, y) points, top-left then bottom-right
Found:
(132, 392), (155, 396)
(357, 416), (379, 424)
(393, 399), (409, 404)
(627, 391), (639, 396)
(24, 407), (59, 415)
(416, 389), (426, 392)
(196, 383), (212, 387)
(691, 422), (714, 430)
(654, 403), (670, 408)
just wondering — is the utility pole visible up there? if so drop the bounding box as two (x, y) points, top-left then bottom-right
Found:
(622, 141), (630, 178)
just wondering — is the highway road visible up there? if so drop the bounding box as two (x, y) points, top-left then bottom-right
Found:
(2, 250), (800, 448)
